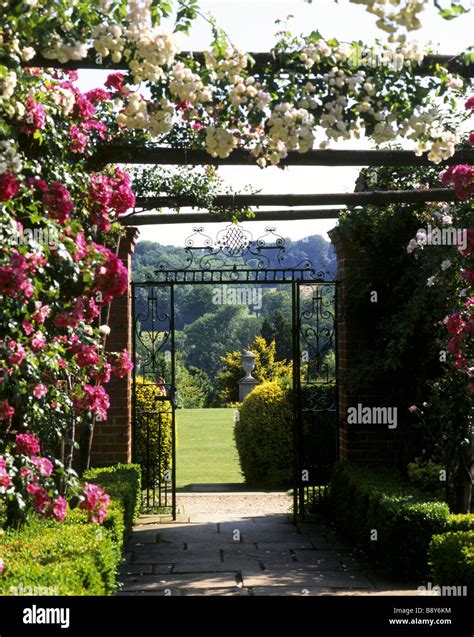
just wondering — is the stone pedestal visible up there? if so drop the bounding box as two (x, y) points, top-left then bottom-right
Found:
(238, 376), (259, 402)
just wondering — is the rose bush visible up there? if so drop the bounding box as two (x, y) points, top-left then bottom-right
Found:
(0, 60), (135, 527)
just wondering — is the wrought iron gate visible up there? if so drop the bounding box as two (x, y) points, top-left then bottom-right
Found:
(132, 225), (337, 520)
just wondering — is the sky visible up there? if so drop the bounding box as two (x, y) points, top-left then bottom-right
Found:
(79, 0), (474, 246)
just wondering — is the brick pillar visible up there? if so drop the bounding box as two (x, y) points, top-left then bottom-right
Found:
(329, 227), (400, 465)
(90, 227), (140, 467)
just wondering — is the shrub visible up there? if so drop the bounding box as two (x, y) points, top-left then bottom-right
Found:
(407, 460), (445, 497)
(330, 462), (451, 579)
(0, 463), (141, 595)
(429, 531), (474, 589)
(0, 519), (118, 596)
(234, 381), (293, 487)
(448, 513), (474, 532)
(134, 378), (173, 489)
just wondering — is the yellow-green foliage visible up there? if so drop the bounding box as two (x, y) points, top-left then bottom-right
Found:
(134, 377), (173, 486)
(234, 380), (293, 487)
(217, 336), (292, 405)
(429, 531), (474, 588)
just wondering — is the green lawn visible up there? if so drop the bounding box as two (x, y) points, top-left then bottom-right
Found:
(176, 408), (244, 490)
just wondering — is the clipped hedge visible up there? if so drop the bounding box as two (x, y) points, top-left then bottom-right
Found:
(83, 463), (141, 535)
(429, 531), (474, 589)
(0, 519), (119, 595)
(234, 381), (293, 487)
(329, 462), (451, 579)
(0, 463), (141, 596)
(134, 380), (173, 488)
(448, 513), (474, 532)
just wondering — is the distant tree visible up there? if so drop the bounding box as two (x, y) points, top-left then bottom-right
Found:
(216, 336), (292, 405)
(175, 359), (213, 408)
(183, 305), (261, 380)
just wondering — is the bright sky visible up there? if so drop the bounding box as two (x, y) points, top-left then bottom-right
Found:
(79, 0), (474, 246)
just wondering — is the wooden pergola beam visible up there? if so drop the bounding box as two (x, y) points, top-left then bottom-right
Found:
(133, 188), (457, 211)
(120, 208), (342, 225)
(89, 145), (474, 169)
(24, 52), (474, 78)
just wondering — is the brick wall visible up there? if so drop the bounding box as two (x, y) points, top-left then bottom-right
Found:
(90, 227), (140, 467)
(330, 227), (401, 465)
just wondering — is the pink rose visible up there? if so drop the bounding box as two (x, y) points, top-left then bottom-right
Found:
(0, 172), (20, 201)
(16, 433), (41, 456)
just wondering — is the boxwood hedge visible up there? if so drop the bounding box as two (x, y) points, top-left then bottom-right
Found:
(0, 463), (141, 596)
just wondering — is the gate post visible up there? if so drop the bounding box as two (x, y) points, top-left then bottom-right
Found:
(90, 227), (140, 467)
(329, 227), (401, 465)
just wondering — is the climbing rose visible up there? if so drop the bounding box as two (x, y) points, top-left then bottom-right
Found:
(0, 558), (4, 574)
(7, 341), (26, 366)
(465, 96), (474, 112)
(0, 400), (14, 420)
(43, 182), (74, 223)
(70, 124), (88, 154)
(31, 456), (53, 477)
(72, 344), (99, 368)
(16, 433), (41, 456)
(93, 245), (128, 303)
(26, 483), (50, 514)
(0, 457), (11, 489)
(105, 72), (125, 92)
(445, 311), (466, 335)
(74, 384), (110, 420)
(31, 331), (46, 351)
(0, 172), (19, 201)
(32, 383), (48, 399)
(74, 93), (95, 120)
(112, 349), (134, 378)
(21, 96), (46, 134)
(79, 482), (110, 524)
(85, 88), (109, 103)
(440, 165), (474, 200)
(53, 496), (67, 522)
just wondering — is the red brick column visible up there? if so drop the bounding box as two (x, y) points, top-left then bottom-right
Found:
(90, 227), (140, 467)
(329, 227), (401, 465)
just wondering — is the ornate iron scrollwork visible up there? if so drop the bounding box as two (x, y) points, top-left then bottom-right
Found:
(152, 224), (330, 283)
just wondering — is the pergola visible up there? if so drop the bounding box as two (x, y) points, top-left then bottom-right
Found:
(26, 51), (474, 227)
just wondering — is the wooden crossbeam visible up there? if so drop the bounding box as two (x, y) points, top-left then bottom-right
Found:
(89, 145), (474, 169)
(24, 52), (474, 78)
(133, 188), (457, 211)
(120, 208), (342, 225)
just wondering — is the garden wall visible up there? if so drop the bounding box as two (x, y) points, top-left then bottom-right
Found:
(329, 227), (401, 465)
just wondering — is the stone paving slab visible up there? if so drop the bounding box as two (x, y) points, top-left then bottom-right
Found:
(181, 587), (250, 596)
(183, 542), (255, 551)
(119, 564), (154, 575)
(250, 586), (335, 596)
(118, 495), (415, 597)
(170, 563), (239, 573)
(293, 549), (362, 570)
(255, 540), (315, 550)
(121, 573), (240, 591)
(132, 549), (220, 564)
(117, 589), (183, 596)
(240, 568), (374, 589)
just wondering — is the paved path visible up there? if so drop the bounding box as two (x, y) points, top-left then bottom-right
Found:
(118, 493), (422, 596)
